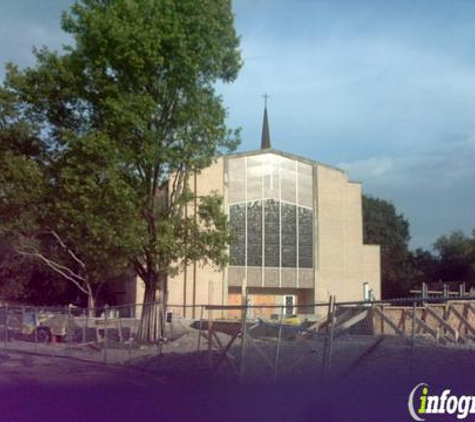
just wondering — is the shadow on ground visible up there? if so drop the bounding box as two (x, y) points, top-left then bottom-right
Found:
(2, 337), (475, 422)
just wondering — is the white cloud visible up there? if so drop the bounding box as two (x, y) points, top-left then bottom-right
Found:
(2, 0), (475, 250)
(338, 135), (475, 248)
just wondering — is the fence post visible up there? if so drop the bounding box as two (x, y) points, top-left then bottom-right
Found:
(197, 305), (204, 355)
(273, 305), (284, 384)
(4, 303), (7, 350)
(322, 295), (336, 379)
(207, 305), (214, 369)
(21, 306), (25, 335)
(167, 306), (173, 341)
(157, 302), (164, 356)
(128, 304), (133, 359)
(422, 282), (428, 303)
(411, 300), (416, 347)
(321, 297), (331, 377)
(104, 304), (108, 364)
(67, 305), (72, 356)
(82, 307), (87, 344)
(117, 306), (123, 344)
(34, 308), (38, 354)
(239, 292), (249, 383)
(326, 296), (336, 379)
(59, 306), (69, 356)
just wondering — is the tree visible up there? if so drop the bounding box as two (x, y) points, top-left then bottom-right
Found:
(0, 236), (81, 306)
(407, 247), (439, 287)
(0, 87), (53, 301)
(1, 87), (139, 309)
(362, 195), (413, 298)
(433, 230), (475, 285)
(3, 0), (241, 339)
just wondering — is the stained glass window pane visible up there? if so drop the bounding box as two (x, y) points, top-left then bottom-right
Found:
(298, 207), (313, 268)
(229, 204), (246, 266)
(264, 199), (280, 267)
(247, 201), (262, 266)
(281, 203), (297, 267)
(228, 153), (314, 272)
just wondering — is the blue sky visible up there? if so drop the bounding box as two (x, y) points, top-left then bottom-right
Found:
(1, 0), (475, 249)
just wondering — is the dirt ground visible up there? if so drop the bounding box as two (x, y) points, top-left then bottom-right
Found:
(0, 349), (164, 387)
(0, 335), (158, 364)
(3, 329), (475, 422)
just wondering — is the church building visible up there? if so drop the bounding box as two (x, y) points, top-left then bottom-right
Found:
(127, 105), (381, 319)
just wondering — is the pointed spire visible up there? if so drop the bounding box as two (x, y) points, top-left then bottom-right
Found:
(261, 93), (271, 149)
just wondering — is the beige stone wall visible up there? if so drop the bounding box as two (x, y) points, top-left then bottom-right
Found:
(315, 165), (381, 303)
(128, 151), (381, 317)
(167, 262), (224, 318)
(363, 245), (381, 299)
(166, 158), (225, 318)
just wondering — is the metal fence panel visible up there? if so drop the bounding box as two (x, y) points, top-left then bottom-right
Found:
(1, 295), (475, 385)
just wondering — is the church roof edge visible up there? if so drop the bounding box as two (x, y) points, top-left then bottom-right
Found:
(222, 148), (347, 176)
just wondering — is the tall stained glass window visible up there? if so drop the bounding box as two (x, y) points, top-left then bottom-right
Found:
(281, 203), (297, 267)
(247, 201), (262, 266)
(264, 199), (280, 267)
(228, 153), (314, 276)
(229, 204), (245, 266)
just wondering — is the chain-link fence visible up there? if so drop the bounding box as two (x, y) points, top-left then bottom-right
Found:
(196, 295), (475, 386)
(2, 295), (475, 383)
(0, 302), (163, 364)
(196, 300), (336, 385)
(233, 302), (326, 385)
(315, 295), (475, 386)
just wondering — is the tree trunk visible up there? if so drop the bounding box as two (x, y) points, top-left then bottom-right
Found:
(158, 271), (168, 340)
(86, 282), (96, 317)
(137, 276), (162, 343)
(87, 295), (96, 317)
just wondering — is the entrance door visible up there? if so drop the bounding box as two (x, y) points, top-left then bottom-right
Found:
(284, 295), (296, 316)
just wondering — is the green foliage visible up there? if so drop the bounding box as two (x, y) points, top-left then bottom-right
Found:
(433, 230), (475, 283)
(0, 86), (48, 238)
(51, 133), (142, 278)
(0, 236), (79, 305)
(362, 194), (413, 298)
(1, 0), (242, 309)
(0, 111), (139, 304)
(363, 193), (475, 296)
(0, 152), (46, 235)
(407, 247), (439, 286)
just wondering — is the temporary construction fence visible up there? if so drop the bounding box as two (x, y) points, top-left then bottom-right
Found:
(200, 302), (327, 384)
(0, 302), (170, 364)
(0, 301), (235, 365)
(198, 295), (475, 385)
(3, 295), (475, 382)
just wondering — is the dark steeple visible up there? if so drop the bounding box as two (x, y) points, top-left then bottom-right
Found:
(261, 93), (271, 149)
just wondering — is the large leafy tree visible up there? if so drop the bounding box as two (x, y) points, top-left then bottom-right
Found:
(0, 85), (53, 302)
(363, 193), (475, 296)
(433, 229), (475, 284)
(407, 247), (439, 287)
(2, 0), (241, 338)
(362, 195), (413, 298)
(0, 236), (80, 306)
(1, 86), (138, 308)
(33, 134), (140, 309)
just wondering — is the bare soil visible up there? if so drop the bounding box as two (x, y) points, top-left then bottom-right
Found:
(2, 326), (475, 422)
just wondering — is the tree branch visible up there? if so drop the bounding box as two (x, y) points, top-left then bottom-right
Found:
(47, 229), (86, 270)
(17, 250), (90, 295)
(131, 257), (147, 281)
